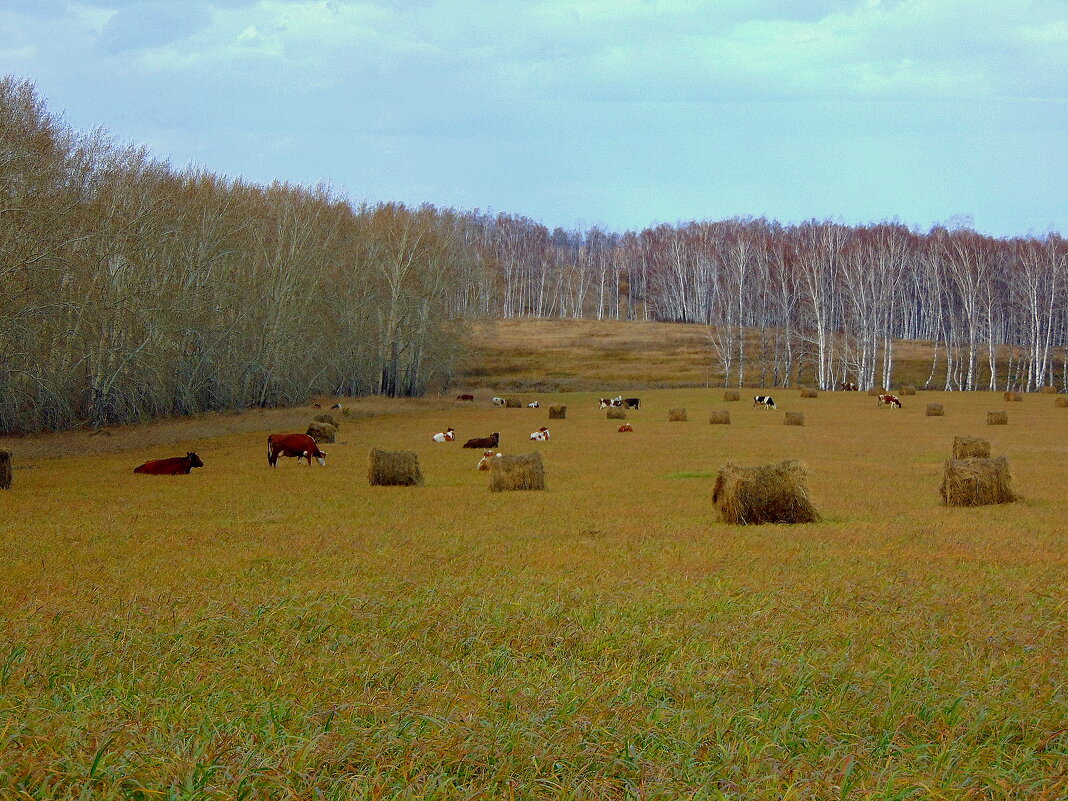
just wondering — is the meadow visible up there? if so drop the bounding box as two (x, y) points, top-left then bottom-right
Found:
(1, 385), (1066, 799)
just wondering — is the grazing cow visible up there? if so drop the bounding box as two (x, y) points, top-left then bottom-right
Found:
(432, 427), (456, 443)
(492, 397), (506, 406)
(457, 394), (475, 402)
(527, 401), (540, 408)
(134, 452), (204, 475)
(617, 423), (634, 433)
(841, 382), (859, 392)
(529, 427), (550, 441)
(267, 433), (327, 467)
(462, 432), (500, 449)
(877, 394), (902, 408)
(623, 397), (640, 409)
(477, 450), (502, 471)
(753, 395), (777, 409)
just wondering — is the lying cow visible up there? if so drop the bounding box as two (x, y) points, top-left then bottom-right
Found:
(529, 427), (550, 441)
(134, 452), (204, 475)
(432, 427), (456, 443)
(527, 401), (540, 408)
(877, 393), (902, 408)
(753, 395), (777, 409)
(617, 423), (634, 433)
(267, 433), (327, 467)
(841, 382), (859, 392)
(477, 450), (502, 471)
(492, 397), (506, 406)
(463, 432), (500, 449)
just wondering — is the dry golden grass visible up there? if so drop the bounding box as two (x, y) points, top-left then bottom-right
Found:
(1, 387), (1067, 798)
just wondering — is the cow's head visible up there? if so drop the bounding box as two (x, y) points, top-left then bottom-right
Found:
(187, 452), (205, 468)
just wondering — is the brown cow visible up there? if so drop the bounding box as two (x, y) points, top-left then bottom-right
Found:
(134, 452), (204, 475)
(457, 394), (475, 401)
(268, 433), (327, 466)
(462, 432), (500, 449)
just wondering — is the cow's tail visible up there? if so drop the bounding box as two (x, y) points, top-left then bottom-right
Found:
(267, 435), (276, 467)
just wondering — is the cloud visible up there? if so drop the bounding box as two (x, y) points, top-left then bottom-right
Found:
(96, 1), (213, 53)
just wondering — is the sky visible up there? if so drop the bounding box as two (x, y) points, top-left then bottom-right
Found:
(2, 0), (1065, 238)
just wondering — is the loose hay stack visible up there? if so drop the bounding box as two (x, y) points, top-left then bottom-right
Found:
(313, 413), (338, 426)
(799, 387), (819, 398)
(548, 405), (567, 419)
(926, 403), (945, 417)
(1004, 391), (1023, 402)
(953, 436), (990, 459)
(504, 398), (523, 408)
(708, 410), (731, 425)
(0, 450), (11, 490)
(940, 457), (1017, 506)
(867, 386), (887, 397)
(712, 460), (820, 524)
(1039, 385), (1058, 394)
(987, 410), (1008, 425)
(784, 411), (804, 426)
(1055, 397), (1068, 408)
(306, 420), (338, 443)
(668, 408), (688, 422)
(368, 449), (423, 486)
(607, 407), (627, 420)
(489, 452), (545, 492)
(901, 385), (917, 395)
(723, 390), (741, 402)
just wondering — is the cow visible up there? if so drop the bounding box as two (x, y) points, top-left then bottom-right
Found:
(463, 432), (500, 449)
(134, 452), (204, 475)
(330, 403), (342, 409)
(617, 423), (634, 433)
(877, 394), (902, 408)
(492, 397), (506, 406)
(477, 450), (502, 471)
(599, 396), (623, 409)
(529, 427), (550, 441)
(753, 395), (777, 409)
(267, 433), (327, 467)
(841, 382), (859, 392)
(457, 394), (475, 402)
(432, 427), (456, 443)
(527, 401), (540, 408)
(623, 397), (640, 410)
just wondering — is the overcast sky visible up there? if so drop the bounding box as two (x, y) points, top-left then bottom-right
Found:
(2, 0), (1065, 237)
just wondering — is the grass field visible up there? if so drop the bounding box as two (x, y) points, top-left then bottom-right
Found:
(1, 386), (1067, 799)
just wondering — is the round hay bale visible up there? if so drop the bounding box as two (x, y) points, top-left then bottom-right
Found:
(1003, 391), (1023, 402)
(1055, 396), (1068, 408)
(799, 387), (818, 398)
(504, 398), (523, 408)
(548, 405), (567, 419)
(900, 385), (917, 396)
(712, 460), (820, 525)
(867, 386), (887, 397)
(306, 420), (338, 443)
(926, 403), (945, 417)
(489, 452), (545, 492)
(723, 390), (741, 402)
(940, 457), (1017, 507)
(1039, 385), (1058, 394)
(314, 413), (338, 426)
(0, 450), (11, 490)
(668, 408), (688, 422)
(708, 410), (731, 425)
(784, 411), (804, 426)
(368, 449), (423, 486)
(986, 410), (1008, 425)
(953, 436), (990, 459)
(607, 407), (627, 420)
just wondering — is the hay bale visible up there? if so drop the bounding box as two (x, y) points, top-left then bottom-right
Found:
(900, 385), (917, 396)
(723, 390), (741, 402)
(940, 457), (1017, 507)
(987, 410), (1008, 425)
(953, 436), (990, 459)
(314, 413), (338, 426)
(1055, 397), (1068, 408)
(489, 452), (545, 492)
(0, 451), (11, 490)
(1003, 391), (1023, 402)
(306, 420), (338, 443)
(368, 449), (423, 487)
(504, 398), (523, 408)
(711, 460), (820, 525)
(926, 403), (945, 417)
(668, 408), (688, 422)
(799, 387), (818, 398)
(867, 386), (887, 397)
(548, 405), (567, 419)
(1039, 385), (1058, 394)
(784, 411), (804, 426)
(708, 410), (731, 425)
(607, 407), (627, 420)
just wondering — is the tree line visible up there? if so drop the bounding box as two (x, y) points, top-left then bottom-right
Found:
(3, 76), (1065, 432)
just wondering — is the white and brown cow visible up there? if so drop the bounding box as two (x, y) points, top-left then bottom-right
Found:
(476, 450), (502, 470)
(877, 393), (902, 408)
(529, 427), (550, 441)
(432, 427), (456, 442)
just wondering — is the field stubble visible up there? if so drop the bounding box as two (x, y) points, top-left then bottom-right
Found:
(1, 387), (1066, 799)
